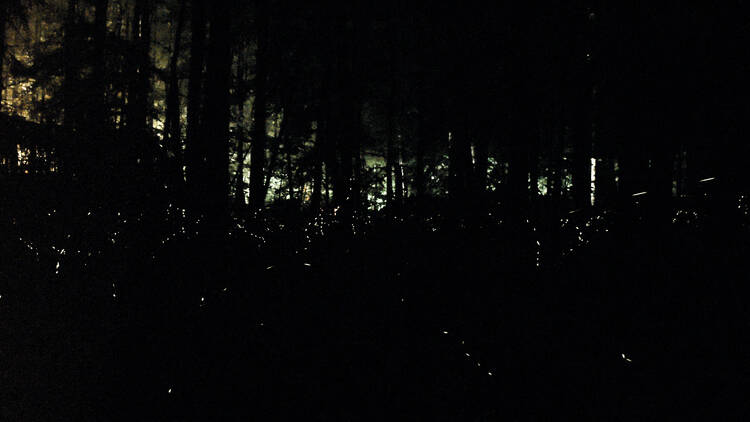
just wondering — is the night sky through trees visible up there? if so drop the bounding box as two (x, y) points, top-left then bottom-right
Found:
(1, 1), (750, 420)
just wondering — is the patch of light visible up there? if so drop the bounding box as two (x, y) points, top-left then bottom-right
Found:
(562, 172), (573, 192)
(537, 176), (548, 196)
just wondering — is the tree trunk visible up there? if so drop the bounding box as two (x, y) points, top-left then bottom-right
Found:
(127, 0), (152, 133)
(203, 0), (233, 229)
(474, 135), (489, 197)
(249, 0), (269, 213)
(571, 117), (591, 210)
(352, 138), (363, 215)
(263, 139), (278, 201)
(235, 139), (247, 207)
(165, 0), (186, 160)
(185, 0), (206, 205)
(234, 92), (247, 208)
(310, 124), (323, 211)
(394, 138), (404, 213)
(646, 143), (673, 223)
(508, 116), (530, 216)
(385, 84), (395, 215)
(448, 113), (472, 211)
(414, 119), (426, 215)
(595, 157), (616, 208)
(62, 0), (80, 128)
(92, 0), (108, 127)
(0, 10), (6, 113)
(286, 135), (294, 200)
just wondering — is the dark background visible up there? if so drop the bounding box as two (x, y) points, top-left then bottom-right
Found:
(1, 1), (750, 420)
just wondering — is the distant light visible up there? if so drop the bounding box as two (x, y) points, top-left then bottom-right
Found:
(465, 353), (470, 357)
(632, 191), (647, 197)
(168, 388), (172, 394)
(699, 177), (716, 183)
(487, 371), (493, 376)
(442, 330), (448, 335)
(303, 263), (311, 267)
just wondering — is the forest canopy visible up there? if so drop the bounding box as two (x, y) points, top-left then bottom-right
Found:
(0, 0), (748, 229)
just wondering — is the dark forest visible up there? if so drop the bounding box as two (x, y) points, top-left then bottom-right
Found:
(2, 0), (750, 419)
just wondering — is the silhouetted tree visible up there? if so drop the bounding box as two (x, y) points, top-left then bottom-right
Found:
(164, 0), (186, 163)
(185, 0), (207, 216)
(249, 0), (268, 213)
(126, 0), (153, 133)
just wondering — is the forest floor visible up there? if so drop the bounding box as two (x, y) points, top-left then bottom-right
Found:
(2, 193), (750, 420)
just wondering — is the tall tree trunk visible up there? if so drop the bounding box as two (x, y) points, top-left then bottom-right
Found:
(341, 94), (361, 222)
(92, 0), (109, 128)
(310, 124), (323, 211)
(234, 143), (248, 206)
(263, 139), (279, 200)
(263, 114), (284, 201)
(185, 0), (206, 206)
(234, 87), (247, 208)
(165, 0), (186, 160)
(571, 115), (592, 209)
(385, 83), (395, 215)
(353, 143), (363, 214)
(414, 119), (426, 215)
(448, 112), (472, 212)
(62, 0), (80, 128)
(249, 0), (269, 213)
(0, 7), (8, 112)
(508, 114), (531, 217)
(203, 0), (233, 229)
(474, 135), (489, 197)
(127, 0), (152, 133)
(286, 132), (294, 201)
(337, 108), (354, 222)
(646, 140), (673, 223)
(394, 138), (403, 213)
(595, 157), (615, 208)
